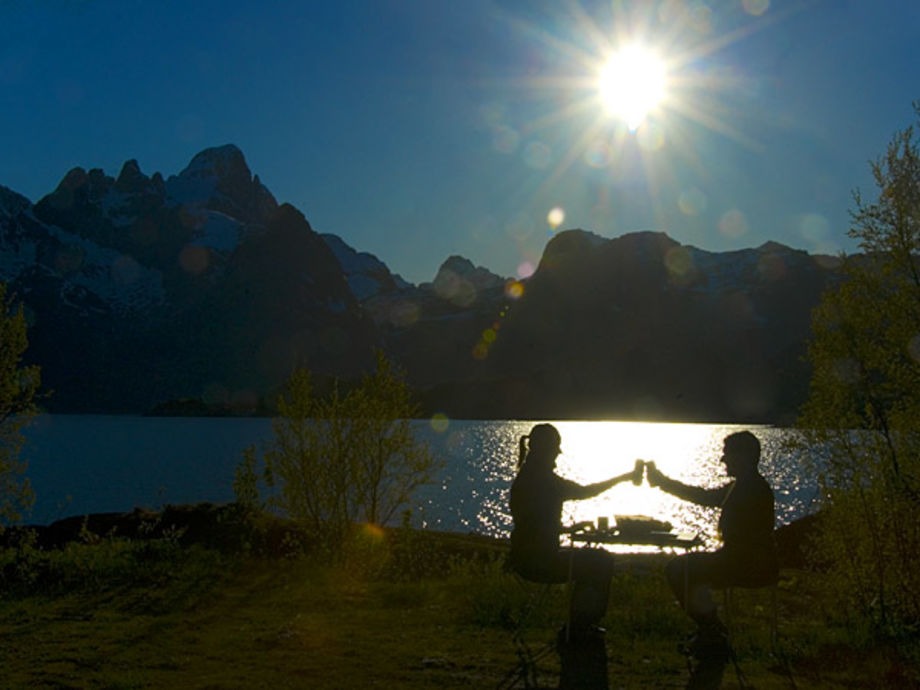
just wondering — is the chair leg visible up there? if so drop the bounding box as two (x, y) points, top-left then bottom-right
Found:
(769, 583), (778, 651)
(722, 587), (734, 639)
(505, 581), (554, 690)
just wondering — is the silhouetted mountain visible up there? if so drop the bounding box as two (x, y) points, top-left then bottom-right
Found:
(414, 230), (841, 422)
(1, 145), (842, 421)
(1, 146), (375, 412)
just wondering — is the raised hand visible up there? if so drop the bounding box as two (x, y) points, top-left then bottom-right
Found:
(631, 459), (645, 486)
(645, 461), (663, 488)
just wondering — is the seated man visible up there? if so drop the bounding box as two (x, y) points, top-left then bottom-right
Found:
(644, 430), (778, 655)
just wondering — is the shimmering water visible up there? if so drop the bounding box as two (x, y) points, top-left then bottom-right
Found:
(22, 417), (817, 546)
(412, 420), (816, 548)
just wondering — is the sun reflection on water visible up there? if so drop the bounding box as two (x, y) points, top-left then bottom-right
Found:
(413, 420), (816, 553)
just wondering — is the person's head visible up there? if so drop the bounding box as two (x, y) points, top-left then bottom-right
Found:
(721, 431), (760, 477)
(518, 423), (562, 469)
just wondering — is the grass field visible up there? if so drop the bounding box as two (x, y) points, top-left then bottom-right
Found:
(1, 526), (918, 689)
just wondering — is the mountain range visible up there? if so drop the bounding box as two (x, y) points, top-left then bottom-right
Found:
(0, 145), (842, 422)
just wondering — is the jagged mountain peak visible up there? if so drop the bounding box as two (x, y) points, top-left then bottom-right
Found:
(45, 166), (115, 208)
(167, 144), (278, 223)
(541, 228), (607, 256)
(427, 254), (505, 308)
(537, 228), (610, 273)
(115, 158), (143, 184)
(434, 255), (504, 287)
(56, 167), (88, 191)
(114, 159), (162, 196)
(179, 144), (250, 181)
(439, 254), (477, 274)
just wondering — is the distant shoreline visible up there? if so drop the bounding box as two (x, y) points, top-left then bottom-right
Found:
(39, 402), (785, 427)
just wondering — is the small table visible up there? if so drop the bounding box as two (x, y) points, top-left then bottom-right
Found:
(568, 527), (702, 552)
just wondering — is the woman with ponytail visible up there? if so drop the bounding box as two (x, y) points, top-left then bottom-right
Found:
(509, 423), (642, 637)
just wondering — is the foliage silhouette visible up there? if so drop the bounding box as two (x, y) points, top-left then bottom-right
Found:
(797, 100), (920, 633)
(241, 351), (436, 554)
(0, 283), (40, 527)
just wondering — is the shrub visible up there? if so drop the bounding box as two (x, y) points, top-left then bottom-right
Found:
(798, 101), (920, 634)
(0, 283), (40, 527)
(242, 352), (438, 556)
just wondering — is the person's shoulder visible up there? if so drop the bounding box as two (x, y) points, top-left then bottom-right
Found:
(736, 473), (770, 491)
(747, 471), (774, 496)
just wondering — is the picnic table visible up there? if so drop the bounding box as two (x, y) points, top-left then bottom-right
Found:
(565, 522), (702, 552)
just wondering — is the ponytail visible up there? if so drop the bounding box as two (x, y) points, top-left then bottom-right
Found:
(518, 434), (529, 469)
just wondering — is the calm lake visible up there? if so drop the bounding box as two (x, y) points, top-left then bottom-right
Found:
(21, 416), (818, 547)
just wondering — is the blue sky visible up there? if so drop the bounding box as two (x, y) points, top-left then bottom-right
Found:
(1, 0), (918, 284)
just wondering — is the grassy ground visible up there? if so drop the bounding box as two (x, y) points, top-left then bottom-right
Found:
(1, 531), (918, 689)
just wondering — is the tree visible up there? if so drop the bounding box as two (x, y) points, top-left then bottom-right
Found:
(0, 283), (40, 526)
(797, 102), (920, 632)
(256, 352), (436, 551)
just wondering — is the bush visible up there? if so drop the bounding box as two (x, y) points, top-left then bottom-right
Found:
(798, 101), (920, 635)
(0, 283), (40, 526)
(242, 352), (438, 556)
(0, 527), (229, 600)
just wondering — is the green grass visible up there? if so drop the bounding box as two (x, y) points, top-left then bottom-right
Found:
(1, 533), (918, 689)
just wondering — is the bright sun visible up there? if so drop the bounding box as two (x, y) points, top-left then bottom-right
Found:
(598, 44), (666, 131)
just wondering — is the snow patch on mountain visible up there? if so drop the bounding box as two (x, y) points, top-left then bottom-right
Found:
(189, 210), (243, 253)
(321, 233), (411, 301)
(100, 188), (138, 228)
(42, 222), (164, 313)
(164, 144), (278, 228)
(166, 145), (241, 205)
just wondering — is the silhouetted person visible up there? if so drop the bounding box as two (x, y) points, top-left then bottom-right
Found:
(644, 430), (778, 657)
(509, 423), (642, 637)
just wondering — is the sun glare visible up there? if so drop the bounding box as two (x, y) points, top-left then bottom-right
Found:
(598, 44), (666, 131)
(483, 2), (779, 269)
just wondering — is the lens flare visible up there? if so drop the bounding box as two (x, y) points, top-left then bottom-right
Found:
(718, 209), (749, 238)
(506, 280), (525, 299)
(430, 413), (450, 433)
(477, 1), (780, 244)
(799, 213), (829, 243)
(547, 206), (565, 229)
(664, 246), (695, 284)
(742, 0), (770, 16)
(678, 188), (707, 216)
(689, 3), (714, 33)
(492, 125), (520, 153)
(516, 261), (536, 279)
(360, 523), (386, 540)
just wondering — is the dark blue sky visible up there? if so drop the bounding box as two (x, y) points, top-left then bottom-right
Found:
(2, 0), (918, 283)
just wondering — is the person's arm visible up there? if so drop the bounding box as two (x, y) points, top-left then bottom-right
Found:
(645, 461), (731, 507)
(564, 460), (644, 500)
